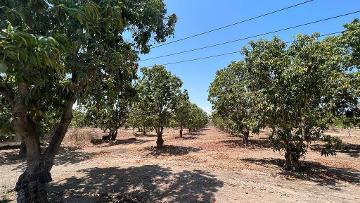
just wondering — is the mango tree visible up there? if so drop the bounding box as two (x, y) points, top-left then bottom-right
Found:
(135, 65), (182, 148)
(174, 90), (191, 137)
(209, 61), (264, 145)
(337, 19), (360, 130)
(186, 103), (209, 132)
(0, 0), (176, 201)
(242, 34), (346, 170)
(128, 103), (153, 135)
(81, 70), (137, 141)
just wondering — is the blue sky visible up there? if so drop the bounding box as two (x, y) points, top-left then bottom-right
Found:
(139, 0), (360, 113)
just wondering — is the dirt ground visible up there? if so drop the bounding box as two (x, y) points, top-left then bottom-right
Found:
(1, 126), (360, 203)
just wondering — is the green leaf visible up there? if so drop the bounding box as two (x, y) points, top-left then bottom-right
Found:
(0, 63), (8, 72)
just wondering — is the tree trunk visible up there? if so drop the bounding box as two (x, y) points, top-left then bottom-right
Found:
(179, 127), (183, 138)
(111, 129), (118, 141)
(13, 97), (75, 202)
(242, 130), (249, 146)
(11, 82), (49, 202)
(16, 156), (52, 203)
(156, 133), (164, 148)
(19, 139), (26, 158)
(284, 147), (300, 171)
(13, 118), (50, 202)
(156, 127), (164, 148)
(143, 128), (146, 135)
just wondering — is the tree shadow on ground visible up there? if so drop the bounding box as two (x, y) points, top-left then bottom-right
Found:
(311, 143), (360, 158)
(184, 131), (206, 136)
(241, 158), (360, 187)
(53, 147), (99, 166)
(133, 133), (158, 138)
(49, 165), (223, 203)
(339, 143), (360, 158)
(175, 132), (205, 140)
(176, 136), (198, 140)
(91, 138), (150, 146)
(221, 137), (272, 149)
(111, 138), (150, 146)
(0, 141), (22, 150)
(145, 145), (202, 157)
(0, 150), (24, 166)
(1, 147), (97, 170)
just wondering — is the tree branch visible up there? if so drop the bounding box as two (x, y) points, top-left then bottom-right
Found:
(45, 71), (78, 160)
(44, 99), (75, 158)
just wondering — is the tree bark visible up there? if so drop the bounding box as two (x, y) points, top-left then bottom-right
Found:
(156, 127), (164, 148)
(15, 156), (52, 203)
(44, 100), (75, 156)
(13, 96), (75, 202)
(12, 102), (48, 202)
(19, 139), (26, 158)
(179, 127), (183, 138)
(284, 147), (300, 171)
(143, 128), (146, 135)
(111, 129), (118, 141)
(156, 133), (164, 148)
(242, 130), (249, 146)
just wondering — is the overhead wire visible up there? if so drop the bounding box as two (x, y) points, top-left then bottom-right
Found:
(152, 0), (315, 48)
(150, 31), (346, 66)
(142, 10), (360, 62)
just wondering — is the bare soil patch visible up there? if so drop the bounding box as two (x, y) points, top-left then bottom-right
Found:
(1, 127), (359, 202)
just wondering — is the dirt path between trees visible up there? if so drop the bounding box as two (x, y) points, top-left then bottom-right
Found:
(1, 127), (360, 202)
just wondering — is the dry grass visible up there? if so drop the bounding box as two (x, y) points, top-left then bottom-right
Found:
(63, 128), (105, 147)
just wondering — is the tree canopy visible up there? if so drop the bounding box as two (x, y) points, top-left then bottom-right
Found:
(173, 90), (191, 137)
(209, 61), (264, 145)
(132, 65), (183, 147)
(186, 103), (209, 132)
(209, 26), (360, 170)
(0, 0), (176, 202)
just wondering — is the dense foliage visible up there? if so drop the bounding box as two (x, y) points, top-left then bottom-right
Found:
(209, 20), (360, 171)
(129, 67), (208, 142)
(335, 19), (360, 130)
(0, 101), (12, 141)
(80, 70), (136, 140)
(0, 0), (176, 201)
(173, 90), (191, 137)
(209, 61), (263, 145)
(1, 0), (359, 200)
(186, 103), (209, 132)
(131, 65), (183, 147)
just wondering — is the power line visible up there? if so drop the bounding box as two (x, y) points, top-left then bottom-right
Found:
(151, 31), (344, 67)
(161, 51), (240, 66)
(152, 0), (315, 48)
(142, 10), (360, 61)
